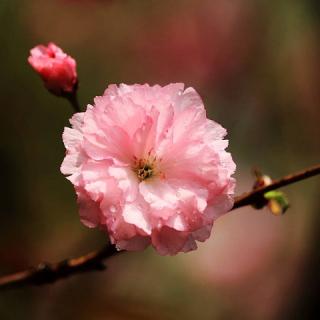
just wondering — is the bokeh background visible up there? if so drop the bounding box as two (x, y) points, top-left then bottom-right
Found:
(1, 0), (319, 319)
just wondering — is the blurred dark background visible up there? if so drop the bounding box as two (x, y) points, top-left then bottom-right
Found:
(0, 0), (319, 319)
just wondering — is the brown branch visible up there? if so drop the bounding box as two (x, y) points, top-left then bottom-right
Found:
(0, 163), (319, 291)
(0, 243), (119, 291)
(233, 163), (320, 209)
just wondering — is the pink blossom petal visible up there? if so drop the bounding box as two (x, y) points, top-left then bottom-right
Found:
(139, 179), (179, 210)
(116, 236), (150, 251)
(151, 227), (189, 256)
(122, 203), (151, 235)
(108, 166), (139, 202)
(76, 187), (101, 228)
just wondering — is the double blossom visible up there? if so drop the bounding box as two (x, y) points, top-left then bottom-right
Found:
(61, 84), (235, 255)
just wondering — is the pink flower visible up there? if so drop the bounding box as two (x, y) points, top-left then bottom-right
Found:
(28, 43), (77, 96)
(61, 84), (236, 255)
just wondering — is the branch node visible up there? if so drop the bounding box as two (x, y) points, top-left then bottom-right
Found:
(33, 262), (57, 285)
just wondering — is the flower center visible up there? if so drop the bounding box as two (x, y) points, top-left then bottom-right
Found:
(136, 163), (154, 181)
(133, 154), (163, 181)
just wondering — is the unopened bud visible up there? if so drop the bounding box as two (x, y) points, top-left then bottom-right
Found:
(252, 169), (289, 215)
(264, 191), (289, 215)
(28, 42), (78, 96)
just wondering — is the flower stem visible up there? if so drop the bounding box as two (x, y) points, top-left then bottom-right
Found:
(65, 92), (81, 113)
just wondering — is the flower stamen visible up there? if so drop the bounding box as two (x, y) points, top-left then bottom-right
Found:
(133, 156), (159, 181)
(137, 163), (154, 181)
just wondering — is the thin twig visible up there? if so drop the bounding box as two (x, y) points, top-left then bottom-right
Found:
(0, 163), (319, 290)
(233, 163), (320, 209)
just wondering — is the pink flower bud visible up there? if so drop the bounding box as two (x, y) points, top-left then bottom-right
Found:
(28, 43), (78, 96)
